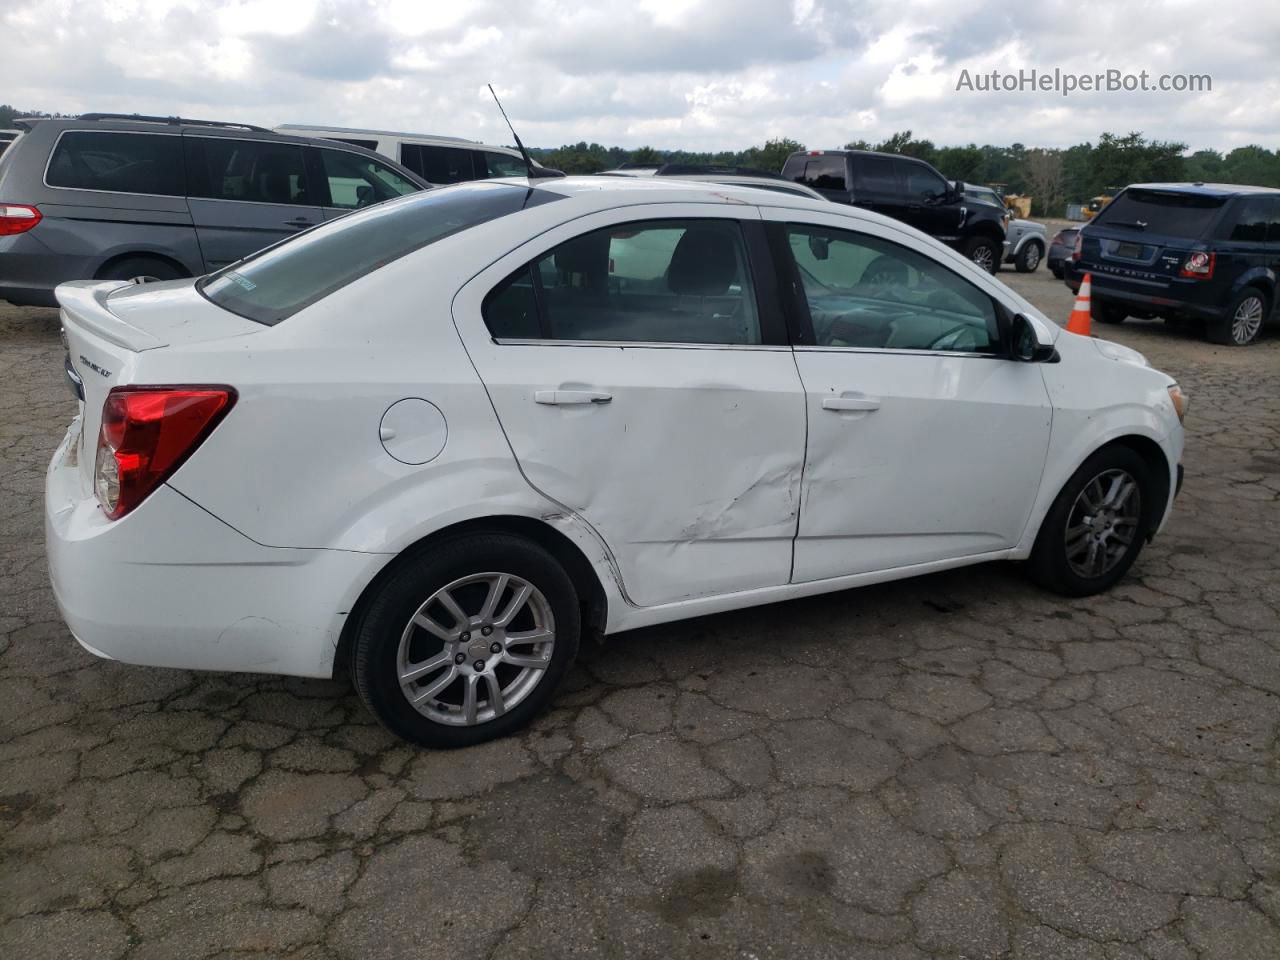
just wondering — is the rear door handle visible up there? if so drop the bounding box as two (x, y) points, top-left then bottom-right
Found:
(822, 395), (881, 412)
(535, 390), (613, 405)
(283, 217), (315, 228)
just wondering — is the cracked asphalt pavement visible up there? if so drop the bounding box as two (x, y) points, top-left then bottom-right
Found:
(2, 267), (1278, 959)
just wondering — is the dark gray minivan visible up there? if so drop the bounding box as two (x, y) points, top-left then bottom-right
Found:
(0, 114), (429, 307)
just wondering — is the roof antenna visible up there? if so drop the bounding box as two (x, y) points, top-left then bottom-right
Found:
(488, 84), (556, 180)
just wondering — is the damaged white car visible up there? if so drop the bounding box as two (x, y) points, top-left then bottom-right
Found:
(47, 177), (1187, 747)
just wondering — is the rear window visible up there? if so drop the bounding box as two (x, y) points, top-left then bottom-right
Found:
(46, 131), (185, 196)
(199, 182), (564, 325)
(785, 154), (847, 191)
(1092, 188), (1225, 238)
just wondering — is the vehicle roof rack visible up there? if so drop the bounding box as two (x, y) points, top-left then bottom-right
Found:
(274, 123), (479, 145)
(76, 113), (272, 133)
(656, 164), (787, 180)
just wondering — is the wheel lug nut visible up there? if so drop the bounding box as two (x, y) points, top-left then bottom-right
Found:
(459, 631), (471, 643)
(473, 660), (485, 671)
(481, 626), (492, 637)
(454, 653), (466, 665)
(490, 642), (501, 654)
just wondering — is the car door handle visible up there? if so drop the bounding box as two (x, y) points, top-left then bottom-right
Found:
(283, 217), (314, 228)
(535, 390), (613, 405)
(822, 395), (881, 412)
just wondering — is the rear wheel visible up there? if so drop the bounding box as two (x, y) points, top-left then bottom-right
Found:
(962, 236), (999, 274)
(97, 257), (187, 284)
(1206, 288), (1268, 346)
(1029, 446), (1153, 597)
(352, 533), (580, 747)
(1015, 241), (1042, 273)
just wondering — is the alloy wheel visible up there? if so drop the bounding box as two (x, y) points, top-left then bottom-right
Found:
(1024, 245), (1040, 269)
(971, 245), (995, 271)
(1064, 469), (1142, 578)
(1231, 295), (1264, 345)
(396, 572), (555, 726)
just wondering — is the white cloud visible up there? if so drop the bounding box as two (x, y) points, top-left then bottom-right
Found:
(0, 0), (1275, 153)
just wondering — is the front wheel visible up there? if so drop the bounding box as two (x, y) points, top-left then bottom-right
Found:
(352, 533), (581, 747)
(1015, 242), (1042, 273)
(962, 236), (999, 274)
(1028, 446), (1154, 597)
(1206, 288), (1268, 346)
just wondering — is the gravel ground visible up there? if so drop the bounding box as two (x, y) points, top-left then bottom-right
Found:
(1, 266), (1277, 959)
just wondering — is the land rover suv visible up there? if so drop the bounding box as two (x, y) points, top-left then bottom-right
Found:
(1064, 183), (1280, 346)
(0, 114), (428, 307)
(782, 149), (1007, 272)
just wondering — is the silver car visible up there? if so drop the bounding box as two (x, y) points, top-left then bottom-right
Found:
(961, 183), (1047, 272)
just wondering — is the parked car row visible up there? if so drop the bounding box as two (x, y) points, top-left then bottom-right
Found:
(1063, 182), (1280, 345)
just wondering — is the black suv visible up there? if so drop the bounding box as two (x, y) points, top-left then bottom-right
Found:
(1064, 183), (1279, 346)
(781, 149), (1007, 272)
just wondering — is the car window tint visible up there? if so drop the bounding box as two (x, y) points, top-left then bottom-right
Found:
(190, 138), (309, 204)
(1267, 199), (1280, 244)
(200, 182), (564, 325)
(786, 224), (999, 353)
(318, 148), (419, 209)
(46, 131), (185, 196)
(903, 163), (948, 200)
(484, 219), (761, 345)
(1228, 197), (1271, 242)
(791, 155), (847, 191)
(1093, 188), (1224, 237)
(481, 152), (527, 178)
(400, 144), (476, 184)
(854, 156), (897, 194)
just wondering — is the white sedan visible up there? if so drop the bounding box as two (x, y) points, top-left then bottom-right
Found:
(47, 177), (1187, 747)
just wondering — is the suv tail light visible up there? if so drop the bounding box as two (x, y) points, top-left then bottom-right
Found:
(1071, 232), (1083, 262)
(95, 387), (236, 520)
(0, 204), (42, 236)
(1179, 251), (1215, 279)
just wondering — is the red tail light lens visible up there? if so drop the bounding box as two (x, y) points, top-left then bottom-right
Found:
(95, 387), (236, 520)
(1071, 232), (1083, 262)
(0, 204), (42, 236)
(1179, 251), (1215, 279)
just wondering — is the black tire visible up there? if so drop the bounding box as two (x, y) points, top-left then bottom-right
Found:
(352, 533), (581, 748)
(1092, 298), (1127, 324)
(97, 256), (187, 284)
(1014, 241), (1043, 273)
(1028, 445), (1154, 597)
(962, 236), (1000, 274)
(1206, 287), (1268, 346)
(1050, 264), (1064, 279)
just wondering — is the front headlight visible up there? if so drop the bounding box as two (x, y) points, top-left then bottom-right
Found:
(1167, 384), (1189, 423)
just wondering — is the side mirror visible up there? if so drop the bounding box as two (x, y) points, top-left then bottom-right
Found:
(808, 235), (830, 261)
(1009, 313), (1057, 362)
(950, 179), (965, 203)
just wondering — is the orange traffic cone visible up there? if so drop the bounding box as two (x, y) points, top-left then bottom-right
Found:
(1066, 273), (1093, 336)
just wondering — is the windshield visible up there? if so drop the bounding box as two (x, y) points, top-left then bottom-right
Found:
(1092, 189), (1224, 237)
(200, 183), (563, 325)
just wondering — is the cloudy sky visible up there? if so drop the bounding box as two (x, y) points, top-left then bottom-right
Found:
(3, 0), (1278, 153)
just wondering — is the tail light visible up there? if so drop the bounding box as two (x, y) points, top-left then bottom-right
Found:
(1071, 232), (1083, 262)
(0, 204), (42, 236)
(1179, 251), (1215, 279)
(95, 386), (236, 520)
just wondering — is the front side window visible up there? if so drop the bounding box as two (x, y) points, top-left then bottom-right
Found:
(483, 219), (761, 345)
(46, 131), (185, 196)
(190, 138), (309, 205)
(787, 224), (999, 353)
(317, 148), (420, 209)
(201, 182), (563, 325)
(902, 163), (948, 201)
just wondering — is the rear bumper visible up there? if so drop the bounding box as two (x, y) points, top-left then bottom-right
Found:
(45, 422), (389, 678)
(0, 232), (87, 307)
(1063, 263), (1227, 320)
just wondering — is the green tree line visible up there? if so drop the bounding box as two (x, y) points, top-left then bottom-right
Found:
(6, 104), (1278, 217)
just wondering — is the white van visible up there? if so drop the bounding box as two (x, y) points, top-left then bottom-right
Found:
(272, 125), (560, 184)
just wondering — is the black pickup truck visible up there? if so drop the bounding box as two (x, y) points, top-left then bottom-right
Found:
(781, 149), (1007, 272)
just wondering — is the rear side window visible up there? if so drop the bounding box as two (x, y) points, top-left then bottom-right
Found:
(200, 183), (563, 325)
(1093, 189), (1225, 237)
(483, 219), (761, 345)
(189, 138), (309, 205)
(316, 148), (420, 209)
(854, 156), (897, 194)
(400, 144), (477, 184)
(46, 131), (185, 196)
(1226, 197), (1273, 243)
(787, 155), (847, 191)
